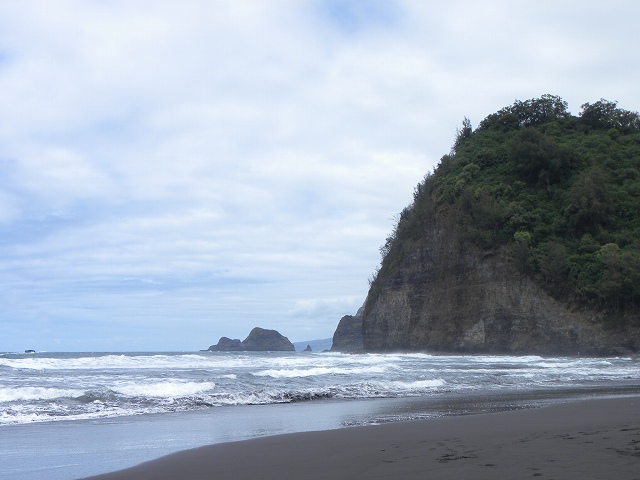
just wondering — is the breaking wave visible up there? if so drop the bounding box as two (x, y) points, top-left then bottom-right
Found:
(1, 350), (637, 425)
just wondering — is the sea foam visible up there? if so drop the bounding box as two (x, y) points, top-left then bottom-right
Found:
(0, 387), (84, 402)
(112, 381), (215, 398)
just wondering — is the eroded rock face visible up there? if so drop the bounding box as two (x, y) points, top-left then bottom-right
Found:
(242, 327), (295, 352)
(330, 314), (364, 353)
(363, 217), (640, 356)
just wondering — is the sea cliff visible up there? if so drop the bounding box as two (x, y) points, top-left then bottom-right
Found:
(362, 212), (639, 355)
(362, 96), (640, 355)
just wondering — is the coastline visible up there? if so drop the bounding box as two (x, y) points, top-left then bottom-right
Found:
(84, 395), (640, 480)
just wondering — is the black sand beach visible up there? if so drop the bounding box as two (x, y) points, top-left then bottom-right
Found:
(85, 396), (640, 480)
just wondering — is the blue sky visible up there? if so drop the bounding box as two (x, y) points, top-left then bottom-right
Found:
(1, 0), (640, 352)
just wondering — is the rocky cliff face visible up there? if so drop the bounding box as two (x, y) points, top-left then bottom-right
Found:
(363, 215), (640, 356)
(330, 313), (364, 353)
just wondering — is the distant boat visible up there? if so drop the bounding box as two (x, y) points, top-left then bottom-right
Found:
(24, 349), (36, 354)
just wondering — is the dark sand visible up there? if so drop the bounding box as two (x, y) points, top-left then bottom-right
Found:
(85, 396), (640, 480)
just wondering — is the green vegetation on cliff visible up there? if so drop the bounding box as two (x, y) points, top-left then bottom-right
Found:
(369, 95), (640, 321)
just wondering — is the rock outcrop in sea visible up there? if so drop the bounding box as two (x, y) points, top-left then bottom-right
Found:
(207, 337), (244, 352)
(207, 327), (295, 352)
(242, 327), (295, 351)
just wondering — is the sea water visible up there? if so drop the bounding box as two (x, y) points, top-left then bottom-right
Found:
(1, 351), (639, 479)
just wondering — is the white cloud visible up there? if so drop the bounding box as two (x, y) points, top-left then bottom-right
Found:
(0, 0), (639, 351)
(0, 190), (19, 223)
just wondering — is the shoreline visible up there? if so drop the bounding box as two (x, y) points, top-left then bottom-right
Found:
(84, 395), (640, 480)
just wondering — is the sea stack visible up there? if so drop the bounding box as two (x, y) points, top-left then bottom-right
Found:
(207, 327), (295, 352)
(242, 327), (295, 351)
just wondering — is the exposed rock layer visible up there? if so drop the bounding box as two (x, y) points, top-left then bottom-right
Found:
(363, 216), (640, 356)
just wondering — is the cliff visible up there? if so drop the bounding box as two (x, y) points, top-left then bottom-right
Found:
(330, 313), (364, 353)
(363, 213), (640, 355)
(363, 96), (640, 356)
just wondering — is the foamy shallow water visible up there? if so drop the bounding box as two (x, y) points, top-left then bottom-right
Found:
(1, 351), (639, 426)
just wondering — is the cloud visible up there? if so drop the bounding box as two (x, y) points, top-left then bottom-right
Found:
(0, 0), (639, 351)
(317, 0), (401, 34)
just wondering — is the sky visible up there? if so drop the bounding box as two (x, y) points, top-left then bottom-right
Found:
(1, 1), (639, 352)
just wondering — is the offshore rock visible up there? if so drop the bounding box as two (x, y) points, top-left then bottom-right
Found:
(207, 328), (295, 352)
(330, 312), (364, 353)
(207, 337), (244, 352)
(363, 215), (640, 356)
(242, 327), (295, 352)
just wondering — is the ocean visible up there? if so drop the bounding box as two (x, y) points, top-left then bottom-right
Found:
(1, 350), (640, 479)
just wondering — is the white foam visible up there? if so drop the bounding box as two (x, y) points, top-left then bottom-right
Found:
(253, 365), (387, 378)
(210, 391), (285, 406)
(0, 387), (84, 402)
(468, 355), (544, 364)
(0, 351), (433, 373)
(389, 379), (446, 389)
(0, 403), (158, 425)
(207, 387), (334, 406)
(0, 354), (241, 371)
(112, 381), (215, 398)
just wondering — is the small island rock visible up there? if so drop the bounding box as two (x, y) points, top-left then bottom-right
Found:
(208, 337), (244, 352)
(242, 327), (295, 351)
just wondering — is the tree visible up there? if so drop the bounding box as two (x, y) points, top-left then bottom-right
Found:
(596, 243), (624, 313)
(539, 241), (568, 288)
(509, 127), (562, 186)
(580, 99), (640, 134)
(452, 117), (472, 152)
(478, 94), (570, 131)
(565, 168), (614, 233)
(510, 94), (570, 127)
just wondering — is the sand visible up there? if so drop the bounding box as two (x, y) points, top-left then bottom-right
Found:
(84, 396), (640, 480)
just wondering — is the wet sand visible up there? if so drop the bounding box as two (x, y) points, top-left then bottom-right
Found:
(85, 395), (640, 479)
